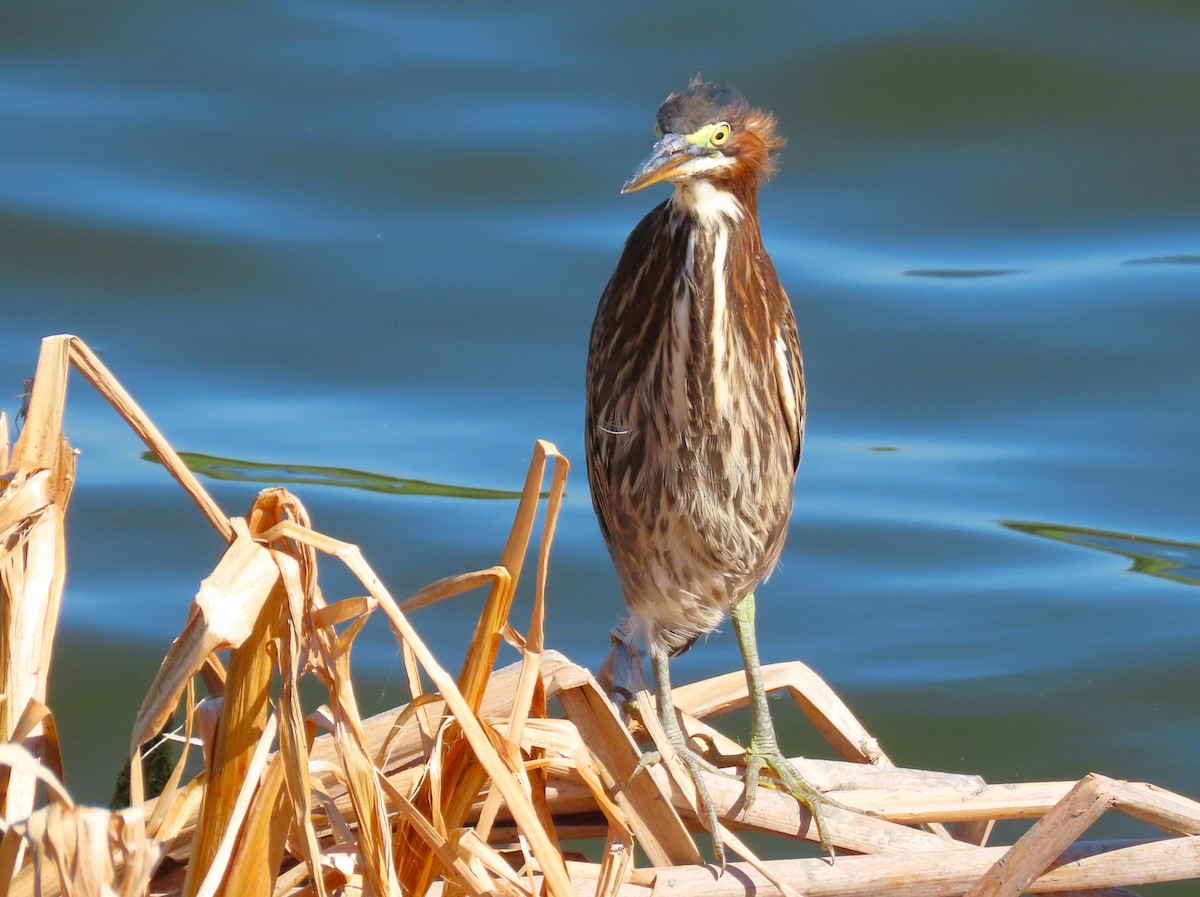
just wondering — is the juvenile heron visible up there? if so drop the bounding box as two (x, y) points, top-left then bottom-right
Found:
(586, 80), (831, 860)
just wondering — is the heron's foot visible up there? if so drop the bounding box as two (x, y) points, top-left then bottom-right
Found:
(667, 736), (729, 869)
(689, 733), (852, 858)
(742, 742), (849, 858)
(627, 737), (730, 869)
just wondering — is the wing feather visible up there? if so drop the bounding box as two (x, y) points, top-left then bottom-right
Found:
(772, 315), (805, 471)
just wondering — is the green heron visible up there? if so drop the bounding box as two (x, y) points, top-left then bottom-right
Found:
(586, 80), (832, 861)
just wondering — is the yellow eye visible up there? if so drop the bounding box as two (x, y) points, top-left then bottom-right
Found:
(710, 122), (731, 147)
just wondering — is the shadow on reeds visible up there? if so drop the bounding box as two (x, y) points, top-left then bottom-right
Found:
(1002, 520), (1200, 587)
(143, 450), (527, 499)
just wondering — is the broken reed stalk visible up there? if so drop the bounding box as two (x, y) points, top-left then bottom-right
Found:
(1, 333), (1199, 897)
(181, 576), (280, 897)
(0, 337), (75, 827)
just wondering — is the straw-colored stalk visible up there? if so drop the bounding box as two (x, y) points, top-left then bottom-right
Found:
(181, 579), (281, 897)
(0, 337), (75, 825)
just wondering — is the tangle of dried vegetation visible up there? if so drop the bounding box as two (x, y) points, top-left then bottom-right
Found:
(1, 335), (1198, 897)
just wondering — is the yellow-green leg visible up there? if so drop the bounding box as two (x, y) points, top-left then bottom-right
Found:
(648, 642), (729, 867)
(731, 591), (835, 855)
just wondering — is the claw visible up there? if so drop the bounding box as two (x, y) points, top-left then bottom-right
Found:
(744, 744), (837, 858)
(742, 754), (767, 812)
(671, 739), (728, 871)
(634, 728), (729, 868)
(625, 748), (662, 787)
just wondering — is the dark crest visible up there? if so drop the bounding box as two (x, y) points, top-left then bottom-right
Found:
(655, 80), (747, 136)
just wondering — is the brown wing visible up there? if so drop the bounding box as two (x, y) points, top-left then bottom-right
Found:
(772, 303), (805, 472)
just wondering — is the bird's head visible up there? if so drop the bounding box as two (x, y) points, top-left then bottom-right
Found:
(621, 78), (784, 195)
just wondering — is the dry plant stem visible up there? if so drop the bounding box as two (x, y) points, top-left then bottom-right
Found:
(649, 762), (974, 854)
(10, 803), (162, 897)
(64, 336), (232, 542)
(272, 552), (329, 897)
(475, 446), (568, 843)
(188, 714), (279, 897)
(400, 567), (511, 755)
(146, 680), (201, 842)
(376, 771), (496, 896)
(313, 652), (582, 789)
(182, 579), (280, 897)
(131, 519), (281, 750)
(0, 745), (75, 897)
(458, 440), (554, 708)
(840, 780), (1083, 823)
(5, 702), (64, 789)
(247, 488), (404, 897)
(399, 441), (564, 897)
(318, 617), (402, 897)
(317, 652), (1004, 856)
(964, 774), (1200, 897)
(254, 518), (575, 897)
(1, 336), (74, 825)
(153, 488), (323, 895)
(299, 658), (576, 853)
(6, 338), (70, 480)
(1, 333), (230, 852)
(593, 825), (635, 897)
(671, 661), (891, 767)
(647, 837), (1200, 897)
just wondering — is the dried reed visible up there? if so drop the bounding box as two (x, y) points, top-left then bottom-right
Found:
(0, 334), (1197, 897)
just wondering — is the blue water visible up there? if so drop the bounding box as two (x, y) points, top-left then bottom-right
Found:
(2, 2), (1198, 881)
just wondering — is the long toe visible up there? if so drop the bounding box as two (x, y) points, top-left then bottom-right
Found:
(671, 741), (727, 869)
(629, 723), (729, 866)
(744, 746), (840, 857)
